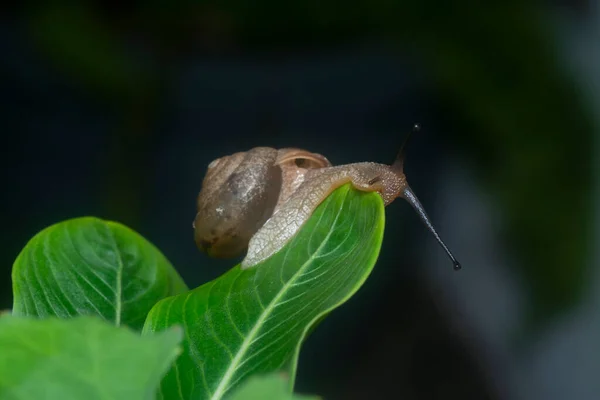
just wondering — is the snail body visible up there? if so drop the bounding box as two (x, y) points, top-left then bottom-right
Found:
(241, 161), (407, 268)
(194, 132), (461, 270)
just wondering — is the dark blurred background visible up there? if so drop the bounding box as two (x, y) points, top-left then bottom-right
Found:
(1, 1), (598, 399)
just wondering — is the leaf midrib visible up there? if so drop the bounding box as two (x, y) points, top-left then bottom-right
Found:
(209, 190), (347, 400)
(105, 224), (124, 327)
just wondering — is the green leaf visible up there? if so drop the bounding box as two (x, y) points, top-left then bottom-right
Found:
(144, 184), (384, 399)
(0, 315), (182, 400)
(12, 217), (188, 330)
(225, 373), (319, 400)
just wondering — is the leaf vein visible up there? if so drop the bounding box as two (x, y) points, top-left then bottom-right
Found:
(208, 188), (349, 400)
(104, 224), (124, 326)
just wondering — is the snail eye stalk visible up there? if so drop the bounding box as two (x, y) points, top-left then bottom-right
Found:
(402, 186), (461, 271)
(394, 123), (462, 271)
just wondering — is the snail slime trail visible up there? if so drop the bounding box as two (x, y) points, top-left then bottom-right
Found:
(193, 126), (461, 271)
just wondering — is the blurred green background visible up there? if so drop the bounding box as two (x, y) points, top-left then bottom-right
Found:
(1, 1), (597, 399)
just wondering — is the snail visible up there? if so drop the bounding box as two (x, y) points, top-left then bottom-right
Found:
(193, 125), (461, 271)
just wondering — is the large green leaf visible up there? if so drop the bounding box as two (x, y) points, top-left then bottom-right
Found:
(225, 373), (319, 400)
(0, 315), (182, 400)
(12, 217), (188, 330)
(143, 184), (384, 400)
